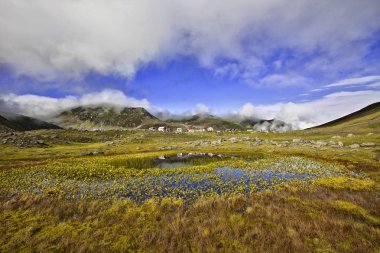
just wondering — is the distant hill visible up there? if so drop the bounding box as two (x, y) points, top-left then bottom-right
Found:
(166, 114), (244, 130)
(0, 112), (61, 132)
(312, 102), (380, 129)
(53, 106), (160, 130)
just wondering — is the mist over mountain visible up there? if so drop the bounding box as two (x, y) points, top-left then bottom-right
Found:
(0, 111), (61, 132)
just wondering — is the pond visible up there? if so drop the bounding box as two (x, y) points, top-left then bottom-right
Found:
(1, 156), (354, 202)
(114, 167), (312, 202)
(155, 154), (224, 169)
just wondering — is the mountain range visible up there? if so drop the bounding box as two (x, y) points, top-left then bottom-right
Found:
(1, 102), (379, 132)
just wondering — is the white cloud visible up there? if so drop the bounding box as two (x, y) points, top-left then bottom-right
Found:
(325, 75), (380, 87)
(367, 82), (380, 88)
(0, 89), (150, 119)
(256, 74), (310, 88)
(237, 90), (380, 129)
(239, 103), (256, 118)
(310, 88), (325, 92)
(0, 0), (379, 86)
(195, 103), (211, 114)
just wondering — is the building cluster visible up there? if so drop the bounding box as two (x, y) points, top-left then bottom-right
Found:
(148, 126), (214, 133)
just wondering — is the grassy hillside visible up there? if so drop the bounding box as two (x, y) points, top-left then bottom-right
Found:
(313, 102), (380, 129)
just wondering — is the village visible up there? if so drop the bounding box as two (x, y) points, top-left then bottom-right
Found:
(147, 126), (245, 133)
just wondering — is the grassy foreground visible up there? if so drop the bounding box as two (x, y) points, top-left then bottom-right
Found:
(0, 128), (379, 252)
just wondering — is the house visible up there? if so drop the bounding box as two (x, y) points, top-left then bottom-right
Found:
(188, 129), (195, 133)
(207, 127), (214, 132)
(176, 128), (183, 133)
(158, 126), (166, 132)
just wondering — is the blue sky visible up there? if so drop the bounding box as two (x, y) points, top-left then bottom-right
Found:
(0, 0), (380, 128)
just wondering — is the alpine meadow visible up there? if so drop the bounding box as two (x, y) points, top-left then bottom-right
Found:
(0, 1), (380, 252)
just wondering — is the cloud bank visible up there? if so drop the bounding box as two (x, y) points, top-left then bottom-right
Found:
(0, 89), (150, 119)
(1, 89), (379, 129)
(237, 90), (380, 129)
(0, 0), (379, 85)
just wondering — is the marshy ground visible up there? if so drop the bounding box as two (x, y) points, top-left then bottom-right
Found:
(0, 128), (379, 252)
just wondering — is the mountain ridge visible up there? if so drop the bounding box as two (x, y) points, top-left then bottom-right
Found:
(311, 102), (380, 129)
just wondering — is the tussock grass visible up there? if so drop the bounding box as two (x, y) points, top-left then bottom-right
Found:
(316, 177), (376, 191)
(1, 187), (379, 253)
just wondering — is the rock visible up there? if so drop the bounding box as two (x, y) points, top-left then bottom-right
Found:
(331, 135), (341, 139)
(338, 141), (344, 147)
(292, 139), (302, 143)
(361, 142), (376, 147)
(36, 140), (44, 144)
(367, 133), (374, 136)
(347, 133), (354, 137)
(349, 144), (360, 149)
(211, 139), (222, 145)
(316, 141), (327, 146)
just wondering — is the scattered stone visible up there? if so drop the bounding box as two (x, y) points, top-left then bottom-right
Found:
(361, 142), (376, 147)
(338, 141), (344, 147)
(347, 133), (354, 137)
(367, 133), (374, 136)
(331, 135), (341, 139)
(349, 144), (360, 149)
(316, 141), (327, 146)
(292, 139), (302, 143)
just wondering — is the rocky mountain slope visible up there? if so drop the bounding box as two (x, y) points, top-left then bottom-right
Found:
(165, 114), (244, 131)
(53, 106), (160, 130)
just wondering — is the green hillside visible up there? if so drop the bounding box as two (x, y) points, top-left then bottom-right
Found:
(312, 102), (380, 130)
